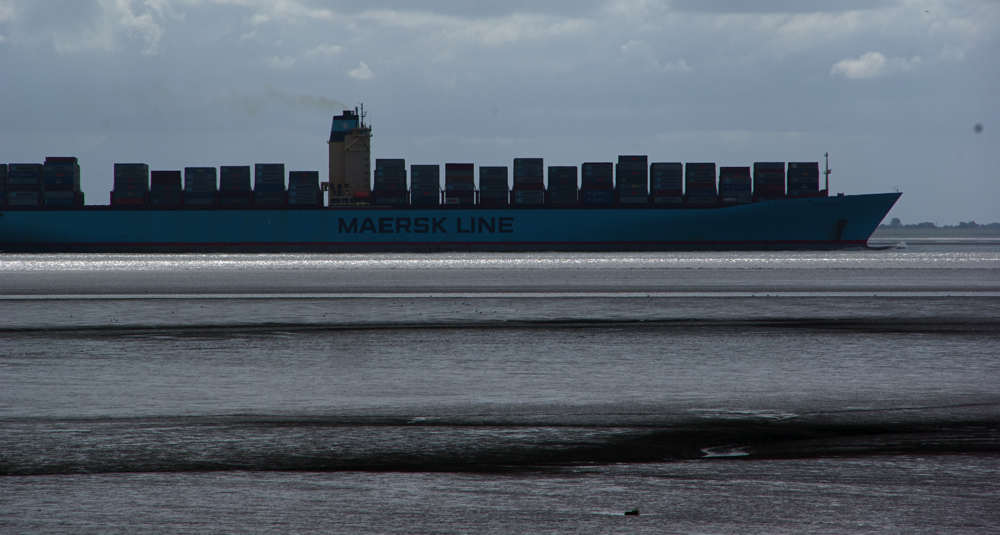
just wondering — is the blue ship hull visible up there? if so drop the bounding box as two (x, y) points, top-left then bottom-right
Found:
(0, 193), (900, 253)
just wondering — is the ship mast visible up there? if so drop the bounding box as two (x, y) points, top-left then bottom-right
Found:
(824, 152), (831, 195)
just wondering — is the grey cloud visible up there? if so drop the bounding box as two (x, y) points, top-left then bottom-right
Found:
(316, 0), (603, 18)
(668, 0), (895, 14)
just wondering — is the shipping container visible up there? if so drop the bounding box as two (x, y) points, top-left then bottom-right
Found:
(719, 167), (752, 200)
(445, 163), (474, 175)
(43, 159), (80, 189)
(686, 163), (715, 177)
(289, 171), (319, 185)
(618, 155), (648, 165)
(582, 162), (613, 176)
(687, 187), (717, 197)
(479, 168), (508, 197)
(375, 159), (406, 171)
(650, 163), (683, 192)
(288, 192), (320, 205)
(185, 167), (217, 192)
(149, 191), (182, 205)
(479, 191), (509, 206)
(375, 180), (408, 191)
(254, 191), (286, 206)
(787, 162), (820, 177)
(8, 164), (44, 186)
(218, 191), (252, 205)
(183, 191), (216, 206)
(479, 166), (508, 177)
(444, 182), (474, 191)
(582, 189), (614, 205)
(374, 196), (407, 206)
(546, 190), (579, 205)
(410, 165), (441, 194)
(151, 170), (182, 185)
(410, 189), (440, 205)
(112, 197), (146, 206)
(115, 163), (150, 192)
(8, 191), (40, 206)
(581, 163), (614, 190)
(479, 179), (508, 188)
(616, 160), (648, 190)
(547, 166), (578, 192)
(513, 190), (544, 204)
(753, 162), (785, 200)
(687, 195), (718, 206)
(375, 169), (407, 179)
(411, 165), (440, 178)
(651, 162), (683, 177)
(8, 182), (41, 191)
(445, 190), (476, 204)
(219, 166), (251, 192)
(44, 183), (76, 192)
(685, 163), (717, 198)
(255, 182), (285, 192)
(445, 164), (474, 185)
(44, 191), (75, 206)
(255, 164), (285, 191)
(513, 158), (543, 190)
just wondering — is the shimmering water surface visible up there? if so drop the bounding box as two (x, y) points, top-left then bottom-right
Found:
(2, 242), (999, 533)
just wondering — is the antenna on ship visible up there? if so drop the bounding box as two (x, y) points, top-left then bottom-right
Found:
(359, 103), (367, 129)
(824, 152), (831, 194)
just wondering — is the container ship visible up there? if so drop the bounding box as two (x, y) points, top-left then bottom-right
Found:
(0, 108), (900, 253)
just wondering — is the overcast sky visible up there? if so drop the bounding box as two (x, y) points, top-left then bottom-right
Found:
(1, 0), (997, 223)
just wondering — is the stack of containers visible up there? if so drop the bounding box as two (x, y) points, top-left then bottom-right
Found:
(753, 162), (785, 201)
(0, 164), (8, 208)
(149, 170), (183, 205)
(219, 166), (252, 206)
(7, 163), (43, 207)
(546, 166), (579, 205)
(373, 159), (407, 206)
(254, 164), (286, 207)
(478, 166), (509, 206)
(685, 163), (717, 206)
(787, 162), (820, 196)
(445, 163), (476, 205)
(184, 167), (217, 206)
(410, 165), (441, 206)
(512, 158), (544, 205)
(288, 171), (321, 207)
(650, 163), (683, 205)
(581, 162), (614, 205)
(718, 167), (752, 205)
(43, 157), (82, 206)
(616, 155), (648, 205)
(113, 163), (149, 205)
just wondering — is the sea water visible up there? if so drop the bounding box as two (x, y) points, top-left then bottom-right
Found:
(2, 241), (999, 533)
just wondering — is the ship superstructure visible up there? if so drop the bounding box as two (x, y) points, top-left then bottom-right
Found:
(326, 108), (372, 206)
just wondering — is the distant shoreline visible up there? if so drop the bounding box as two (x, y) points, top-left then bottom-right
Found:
(871, 227), (1000, 239)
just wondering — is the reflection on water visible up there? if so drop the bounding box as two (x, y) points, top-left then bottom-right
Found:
(2, 243), (998, 533)
(1, 247), (999, 271)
